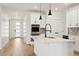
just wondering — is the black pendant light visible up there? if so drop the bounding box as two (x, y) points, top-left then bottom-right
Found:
(39, 15), (42, 19)
(48, 3), (52, 15)
(39, 3), (42, 20)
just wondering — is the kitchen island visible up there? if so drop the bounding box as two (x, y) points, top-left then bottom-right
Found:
(32, 36), (75, 56)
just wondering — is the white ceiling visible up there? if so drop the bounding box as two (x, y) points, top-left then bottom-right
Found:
(0, 3), (79, 12)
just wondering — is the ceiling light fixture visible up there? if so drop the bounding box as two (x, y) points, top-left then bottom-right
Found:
(48, 3), (52, 15)
(34, 6), (37, 9)
(39, 3), (42, 20)
(55, 8), (58, 11)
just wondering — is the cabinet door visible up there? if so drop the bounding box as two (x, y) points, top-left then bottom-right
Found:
(71, 9), (77, 27)
(75, 37), (79, 52)
(40, 15), (45, 28)
(66, 10), (71, 27)
(31, 13), (40, 24)
(78, 8), (79, 26)
(31, 13), (45, 28)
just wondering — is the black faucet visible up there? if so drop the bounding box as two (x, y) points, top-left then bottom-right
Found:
(45, 24), (52, 38)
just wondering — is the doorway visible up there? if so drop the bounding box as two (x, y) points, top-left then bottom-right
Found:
(9, 19), (27, 39)
(15, 21), (21, 38)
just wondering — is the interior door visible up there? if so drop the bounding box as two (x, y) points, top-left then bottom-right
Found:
(9, 19), (27, 39)
(15, 21), (21, 38)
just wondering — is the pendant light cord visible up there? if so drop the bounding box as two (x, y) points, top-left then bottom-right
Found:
(39, 3), (42, 20)
(49, 3), (51, 10)
(48, 3), (52, 15)
(40, 3), (41, 16)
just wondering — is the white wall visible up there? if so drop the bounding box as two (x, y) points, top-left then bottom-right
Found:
(0, 6), (9, 49)
(46, 11), (66, 37)
(25, 13), (31, 44)
(9, 11), (26, 38)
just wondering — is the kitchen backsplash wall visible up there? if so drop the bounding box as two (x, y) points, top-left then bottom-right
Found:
(46, 11), (66, 37)
(40, 28), (45, 34)
(68, 28), (79, 42)
(68, 28), (79, 35)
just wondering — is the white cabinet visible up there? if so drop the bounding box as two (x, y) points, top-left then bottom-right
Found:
(31, 13), (40, 24)
(66, 10), (71, 27)
(78, 8), (79, 26)
(66, 5), (79, 52)
(66, 7), (79, 28)
(73, 36), (79, 52)
(71, 9), (77, 27)
(40, 15), (45, 28)
(31, 12), (45, 28)
(34, 37), (74, 56)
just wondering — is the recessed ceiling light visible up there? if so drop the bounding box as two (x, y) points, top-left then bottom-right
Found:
(55, 8), (58, 11)
(34, 6), (37, 9)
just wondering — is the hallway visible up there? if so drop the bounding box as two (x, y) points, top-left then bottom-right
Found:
(0, 38), (34, 56)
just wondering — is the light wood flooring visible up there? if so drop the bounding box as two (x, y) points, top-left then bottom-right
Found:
(0, 38), (35, 56)
(0, 38), (79, 56)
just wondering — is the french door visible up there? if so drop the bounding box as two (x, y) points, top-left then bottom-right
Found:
(9, 19), (27, 39)
(15, 21), (21, 38)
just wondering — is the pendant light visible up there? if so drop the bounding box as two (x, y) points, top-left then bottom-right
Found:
(48, 3), (52, 15)
(39, 3), (42, 20)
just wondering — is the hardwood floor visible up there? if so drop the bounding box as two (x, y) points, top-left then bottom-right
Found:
(0, 38), (79, 56)
(74, 51), (79, 56)
(0, 38), (34, 56)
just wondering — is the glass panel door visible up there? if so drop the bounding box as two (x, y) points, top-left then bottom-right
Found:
(9, 19), (27, 39)
(15, 21), (21, 37)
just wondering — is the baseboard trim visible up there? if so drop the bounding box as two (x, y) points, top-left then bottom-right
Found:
(74, 51), (79, 54)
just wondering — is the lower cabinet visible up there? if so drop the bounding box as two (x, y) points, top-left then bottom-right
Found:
(74, 36), (79, 52)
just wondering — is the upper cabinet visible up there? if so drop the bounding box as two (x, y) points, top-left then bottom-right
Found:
(31, 13), (40, 24)
(71, 8), (77, 27)
(66, 6), (79, 28)
(31, 12), (46, 28)
(66, 10), (71, 27)
(78, 8), (79, 25)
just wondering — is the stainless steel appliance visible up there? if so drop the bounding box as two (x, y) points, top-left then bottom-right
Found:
(31, 24), (40, 35)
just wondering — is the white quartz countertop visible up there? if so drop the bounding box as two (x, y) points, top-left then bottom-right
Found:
(32, 35), (75, 43)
